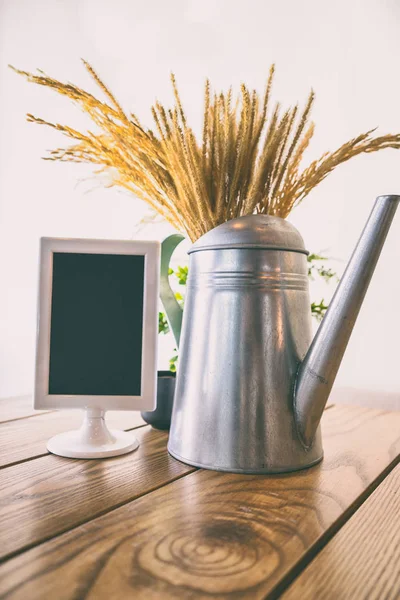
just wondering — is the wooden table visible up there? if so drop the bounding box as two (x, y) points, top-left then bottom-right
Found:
(0, 397), (399, 599)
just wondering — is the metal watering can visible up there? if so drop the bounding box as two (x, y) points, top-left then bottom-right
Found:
(161, 195), (399, 473)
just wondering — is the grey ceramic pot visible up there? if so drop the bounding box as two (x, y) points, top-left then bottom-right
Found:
(141, 371), (176, 430)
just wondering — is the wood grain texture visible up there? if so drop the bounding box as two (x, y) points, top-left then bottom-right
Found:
(0, 410), (146, 468)
(0, 404), (399, 600)
(0, 427), (195, 562)
(282, 462), (400, 600)
(0, 396), (53, 423)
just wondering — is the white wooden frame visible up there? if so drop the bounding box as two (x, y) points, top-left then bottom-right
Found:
(34, 237), (160, 411)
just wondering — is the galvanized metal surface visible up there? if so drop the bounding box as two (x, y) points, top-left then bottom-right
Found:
(168, 243), (324, 472)
(167, 196), (399, 473)
(189, 214), (308, 255)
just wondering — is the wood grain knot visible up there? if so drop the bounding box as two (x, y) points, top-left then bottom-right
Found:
(137, 513), (281, 593)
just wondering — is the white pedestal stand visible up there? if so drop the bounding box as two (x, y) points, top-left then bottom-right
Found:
(47, 408), (139, 459)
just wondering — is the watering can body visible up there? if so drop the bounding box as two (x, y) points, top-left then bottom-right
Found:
(163, 196), (399, 473)
(169, 235), (323, 472)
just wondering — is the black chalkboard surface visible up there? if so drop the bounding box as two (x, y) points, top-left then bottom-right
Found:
(48, 252), (145, 396)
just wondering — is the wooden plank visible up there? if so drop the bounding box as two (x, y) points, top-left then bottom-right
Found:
(282, 462), (400, 600)
(0, 427), (195, 562)
(0, 404), (399, 599)
(0, 410), (146, 468)
(0, 396), (53, 423)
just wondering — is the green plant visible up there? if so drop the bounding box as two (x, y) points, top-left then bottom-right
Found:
(310, 300), (330, 321)
(160, 253), (337, 370)
(158, 263), (188, 372)
(307, 253), (338, 283)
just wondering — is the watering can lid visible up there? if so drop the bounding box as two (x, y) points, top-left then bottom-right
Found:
(189, 215), (308, 255)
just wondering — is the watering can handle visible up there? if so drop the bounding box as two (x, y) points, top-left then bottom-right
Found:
(160, 234), (185, 348)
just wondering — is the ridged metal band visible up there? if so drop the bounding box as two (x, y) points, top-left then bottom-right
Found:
(188, 244), (309, 255)
(188, 271), (309, 291)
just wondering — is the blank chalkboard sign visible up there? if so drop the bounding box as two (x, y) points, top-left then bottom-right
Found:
(35, 238), (160, 411)
(49, 252), (145, 396)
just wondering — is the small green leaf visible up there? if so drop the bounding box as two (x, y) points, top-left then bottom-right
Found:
(311, 299), (329, 322)
(307, 253), (327, 263)
(158, 311), (170, 334)
(169, 350), (178, 372)
(176, 266), (188, 285)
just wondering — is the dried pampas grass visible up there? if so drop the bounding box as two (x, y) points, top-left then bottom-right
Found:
(10, 62), (400, 241)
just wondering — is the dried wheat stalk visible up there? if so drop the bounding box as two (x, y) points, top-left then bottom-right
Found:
(10, 62), (400, 241)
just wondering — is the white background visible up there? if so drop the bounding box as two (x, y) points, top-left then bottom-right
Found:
(1, 0), (399, 399)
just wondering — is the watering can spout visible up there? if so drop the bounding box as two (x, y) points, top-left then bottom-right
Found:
(294, 195), (400, 447)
